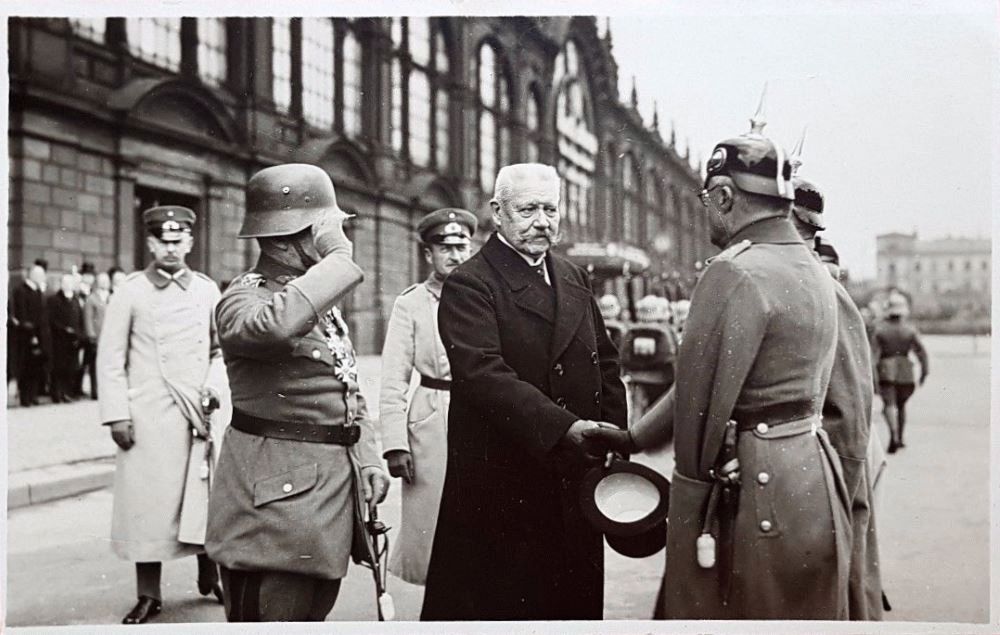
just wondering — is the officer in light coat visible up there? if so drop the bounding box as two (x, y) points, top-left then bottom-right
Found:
(206, 164), (389, 622)
(379, 208), (477, 586)
(98, 206), (230, 624)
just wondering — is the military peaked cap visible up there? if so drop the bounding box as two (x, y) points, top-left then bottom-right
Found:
(143, 206), (196, 242)
(417, 208), (477, 245)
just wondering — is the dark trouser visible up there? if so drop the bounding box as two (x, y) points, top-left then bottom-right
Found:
(879, 382), (916, 442)
(77, 341), (97, 398)
(135, 554), (219, 601)
(16, 358), (45, 406)
(50, 366), (77, 402)
(220, 567), (342, 622)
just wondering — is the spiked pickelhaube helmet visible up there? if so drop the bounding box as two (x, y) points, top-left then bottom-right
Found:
(703, 85), (795, 201)
(789, 128), (826, 231)
(239, 164), (350, 238)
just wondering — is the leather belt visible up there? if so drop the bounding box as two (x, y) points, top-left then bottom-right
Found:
(420, 375), (452, 391)
(732, 400), (815, 432)
(231, 408), (360, 446)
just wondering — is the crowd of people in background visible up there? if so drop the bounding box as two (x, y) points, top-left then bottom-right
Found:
(9, 259), (127, 407)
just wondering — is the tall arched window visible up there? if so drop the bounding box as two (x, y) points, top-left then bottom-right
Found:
(126, 18), (182, 71)
(70, 18), (106, 44)
(478, 42), (511, 191)
(271, 18), (292, 113)
(554, 40), (597, 232)
(645, 172), (660, 242)
(524, 87), (543, 164)
(389, 18), (451, 169)
(302, 18), (335, 129)
(341, 26), (363, 137)
(622, 154), (641, 243)
(197, 18), (228, 87)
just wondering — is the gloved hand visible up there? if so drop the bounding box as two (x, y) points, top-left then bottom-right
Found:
(581, 423), (637, 456)
(361, 466), (391, 515)
(110, 420), (135, 450)
(557, 420), (607, 466)
(200, 387), (221, 416)
(312, 208), (354, 259)
(385, 450), (415, 484)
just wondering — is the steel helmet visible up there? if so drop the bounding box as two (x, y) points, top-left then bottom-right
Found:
(240, 163), (349, 238)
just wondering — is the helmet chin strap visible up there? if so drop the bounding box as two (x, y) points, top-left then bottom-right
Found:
(291, 236), (318, 269)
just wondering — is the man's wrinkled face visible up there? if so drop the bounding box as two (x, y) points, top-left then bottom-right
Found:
(493, 172), (561, 258)
(425, 242), (471, 278)
(147, 234), (192, 273)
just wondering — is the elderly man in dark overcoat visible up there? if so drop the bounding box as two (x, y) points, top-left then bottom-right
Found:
(420, 163), (627, 621)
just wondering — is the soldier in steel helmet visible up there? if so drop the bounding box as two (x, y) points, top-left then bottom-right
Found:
(205, 164), (390, 622)
(585, 107), (851, 619)
(378, 208), (477, 586)
(791, 164), (885, 619)
(97, 206), (229, 624)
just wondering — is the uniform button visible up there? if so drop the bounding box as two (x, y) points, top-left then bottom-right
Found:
(756, 423), (769, 434)
(594, 391), (601, 404)
(554, 363), (564, 376)
(759, 520), (773, 532)
(591, 352), (599, 365)
(555, 397), (567, 408)
(757, 472), (770, 485)
(282, 483), (293, 493)
(311, 349), (321, 359)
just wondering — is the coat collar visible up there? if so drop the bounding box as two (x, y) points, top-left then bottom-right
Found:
(425, 273), (445, 299)
(726, 215), (803, 248)
(254, 253), (305, 284)
(144, 263), (192, 290)
(481, 233), (591, 361)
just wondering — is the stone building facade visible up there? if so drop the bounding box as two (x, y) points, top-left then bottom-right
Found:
(876, 232), (991, 317)
(8, 16), (708, 354)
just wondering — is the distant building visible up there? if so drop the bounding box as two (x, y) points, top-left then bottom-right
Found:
(8, 17), (708, 353)
(876, 232), (990, 317)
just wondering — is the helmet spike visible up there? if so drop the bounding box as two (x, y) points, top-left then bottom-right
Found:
(790, 126), (807, 176)
(749, 82), (768, 136)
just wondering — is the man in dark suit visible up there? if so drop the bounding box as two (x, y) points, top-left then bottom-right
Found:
(48, 273), (83, 403)
(11, 264), (51, 406)
(421, 163), (627, 621)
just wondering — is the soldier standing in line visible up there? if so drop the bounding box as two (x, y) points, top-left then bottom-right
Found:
(47, 273), (84, 403)
(379, 208), (477, 586)
(98, 206), (228, 624)
(585, 118), (851, 619)
(206, 164), (390, 622)
(790, 171), (884, 619)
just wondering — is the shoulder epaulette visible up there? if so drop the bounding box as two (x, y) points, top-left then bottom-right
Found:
(400, 283), (420, 296)
(193, 271), (215, 283)
(125, 271), (143, 281)
(705, 239), (753, 266)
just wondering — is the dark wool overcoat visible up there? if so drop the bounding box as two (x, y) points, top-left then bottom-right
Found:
(421, 233), (627, 621)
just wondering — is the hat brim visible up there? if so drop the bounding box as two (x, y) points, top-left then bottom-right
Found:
(793, 207), (826, 230)
(729, 172), (795, 201)
(580, 459), (670, 537)
(238, 205), (349, 239)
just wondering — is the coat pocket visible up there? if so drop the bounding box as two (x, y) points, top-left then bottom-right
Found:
(291, 336), (334, 367)
(253, 464), (319, 507)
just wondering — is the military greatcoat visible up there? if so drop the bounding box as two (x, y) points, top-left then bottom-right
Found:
(205, 252), (381, 580)
(653, 217), (850, 620)
(379, 274), (451, 585)
(97, 265), (229, 561)
(421, 234), (627, 621)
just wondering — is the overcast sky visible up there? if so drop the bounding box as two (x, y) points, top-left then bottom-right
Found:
(608, 1), (995, 278)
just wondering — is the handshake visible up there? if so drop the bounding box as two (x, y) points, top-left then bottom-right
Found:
(558, 419), (637, 466)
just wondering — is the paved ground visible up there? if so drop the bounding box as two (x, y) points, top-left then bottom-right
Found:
(4, 335), (990, 626)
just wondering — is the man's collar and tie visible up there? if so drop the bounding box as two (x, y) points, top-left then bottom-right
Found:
(496, 231), (551, 286)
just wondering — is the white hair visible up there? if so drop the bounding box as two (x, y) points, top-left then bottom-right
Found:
(492, 163), (560, 205)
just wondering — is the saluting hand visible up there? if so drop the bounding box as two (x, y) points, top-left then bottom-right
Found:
(311, 209), (354, 259)
(361, 466), (391, 515)
(110, 419), (135, 451)
(385, 450), (415, 484)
